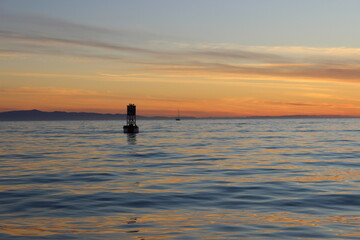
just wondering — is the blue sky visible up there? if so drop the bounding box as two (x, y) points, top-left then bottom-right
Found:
(2, 0), (360, 47)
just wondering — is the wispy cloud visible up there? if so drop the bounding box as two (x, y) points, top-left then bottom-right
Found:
(0, 30), (158, 55)
(247, 45), (360, 56)
(0, 48), (31, 56)
(2, 13), (360, 85)
(179, 49), (286, 63)
(0, 87), (100, 96)
(1, 72), (95, 79)
(140, 61), (360, 83)
(0, 12), (163, 43)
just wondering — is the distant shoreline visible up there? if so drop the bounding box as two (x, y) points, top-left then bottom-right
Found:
(0, 109), (358, 121)
(0, 109), (195, 121)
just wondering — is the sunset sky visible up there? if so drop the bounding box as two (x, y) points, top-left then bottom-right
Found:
(2, 0), (360, 117)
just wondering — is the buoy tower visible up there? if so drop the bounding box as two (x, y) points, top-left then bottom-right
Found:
(123, 104), (139, 133)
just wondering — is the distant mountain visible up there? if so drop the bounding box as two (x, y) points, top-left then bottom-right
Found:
(0, 109), (352, 121)
(0, 110), (127, 121)
(0, 109), (196, 121)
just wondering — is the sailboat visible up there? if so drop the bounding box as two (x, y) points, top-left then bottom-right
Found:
(176, 109), (180, 121)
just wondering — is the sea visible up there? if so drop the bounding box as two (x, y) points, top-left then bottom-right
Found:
(0, 119), (359, 239)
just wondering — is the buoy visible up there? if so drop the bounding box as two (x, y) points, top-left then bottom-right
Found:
(123, 104), (139, 133)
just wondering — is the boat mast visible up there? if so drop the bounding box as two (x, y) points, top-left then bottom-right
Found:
(176, 108), (180, 121)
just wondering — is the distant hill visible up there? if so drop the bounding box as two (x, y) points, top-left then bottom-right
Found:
(0, 109), (353, 121)
(0, 109), (195, 121)
(0, 110), (127, 121)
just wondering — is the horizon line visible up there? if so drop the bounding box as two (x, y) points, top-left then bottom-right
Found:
(1, 109), (360, 119)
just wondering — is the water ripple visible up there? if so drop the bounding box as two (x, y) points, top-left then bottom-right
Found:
(0, 119), (359, 239)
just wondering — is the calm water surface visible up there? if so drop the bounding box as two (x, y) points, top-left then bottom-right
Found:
(0, 119), (359, 239)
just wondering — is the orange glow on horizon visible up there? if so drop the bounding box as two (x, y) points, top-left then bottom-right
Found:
(2, 89), (360, 118)
(2, 43), (360, 117)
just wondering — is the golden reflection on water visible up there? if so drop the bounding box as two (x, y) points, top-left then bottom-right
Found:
(1, 210), (358, 239)
(1, 120), (360, 239)
(1, 156), (358, 194)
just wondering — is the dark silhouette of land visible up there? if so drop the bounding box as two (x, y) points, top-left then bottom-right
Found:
(0, 109), (195, 121)
(0, 109), (356, 121)
(0, 110), (123, 121)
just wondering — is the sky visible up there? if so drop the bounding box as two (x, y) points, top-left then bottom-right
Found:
(1, 0), (360, 117)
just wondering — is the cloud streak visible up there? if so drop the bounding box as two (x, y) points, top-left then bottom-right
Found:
(142, 60), (360, 83)
(0, 30), (158, 55)
(0, 12), (164, 43)
(2, 14), (360, 85)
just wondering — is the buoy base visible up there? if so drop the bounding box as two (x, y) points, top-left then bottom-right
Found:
(123, 125), (139, 133)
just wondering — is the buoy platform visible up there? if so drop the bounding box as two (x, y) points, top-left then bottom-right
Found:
(123, 104), (139, 133)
